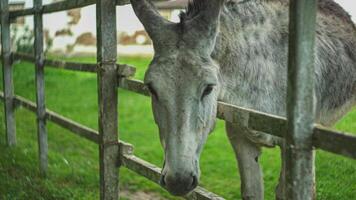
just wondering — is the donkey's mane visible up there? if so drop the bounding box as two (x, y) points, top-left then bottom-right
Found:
(317, 0), (355, 29)
(179, 0), (206, 23)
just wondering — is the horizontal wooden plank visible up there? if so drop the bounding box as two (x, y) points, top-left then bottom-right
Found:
(3, 92), (135, 151)
(13, 52), (96, 72)
(217, 102), (286, 138)
(12, 52), (35, 63)
(9, 0), (168, 18)
(45, 59), (96, 72)
(42, 0), (96, 14)
(1, 91), (224, 198)
(118, 78), (356, 159)
(119, 78), (150, 96)
(121, 155), (161, 183)
(117, 63), (136, 78)
(154, 1), (186, 9)
(313, 125), (356, 159)
(119, 140), (134, 156)
(47, 109), (100, 143)
(9, 8), (35, 18)
(121, 155), (225, 200)
(12, 52), (135, 77)
(0, 91), (223, 199)
(1, 82), (354, 196)
(12, 94), (100, 143)
(9, 0), (95, 18)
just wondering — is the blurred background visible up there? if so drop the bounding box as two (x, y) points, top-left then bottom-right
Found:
(8, 0), (356, 57)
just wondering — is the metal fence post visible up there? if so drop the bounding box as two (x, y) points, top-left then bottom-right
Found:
(96, 0), (119, 199)
(34, 0), (48, 176)
(0, 0), (16, 146)
(284, 0), (317, 199)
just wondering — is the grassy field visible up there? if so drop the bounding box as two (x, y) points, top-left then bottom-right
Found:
(0, 56), (355, 200)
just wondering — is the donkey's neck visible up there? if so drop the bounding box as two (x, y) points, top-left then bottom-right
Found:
(212, 0), (289, 116)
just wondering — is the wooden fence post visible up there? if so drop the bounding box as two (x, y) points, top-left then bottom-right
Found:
(34, 0), (48, 176)
(0, 0), (16, 146)
(284, 0), (317, 199)
(96, 0), (119, 199)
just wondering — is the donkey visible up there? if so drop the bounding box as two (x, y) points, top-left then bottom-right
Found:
(130, 0), (356, 199)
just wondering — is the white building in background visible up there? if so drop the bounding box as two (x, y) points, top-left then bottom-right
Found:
(8, 0), (356, 56)
(9, 0), (183, 55)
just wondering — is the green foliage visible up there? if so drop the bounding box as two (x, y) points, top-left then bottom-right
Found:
(11, 26), (53, 54)
(0, 56), (355, 199)
(12, 26), (34, 54)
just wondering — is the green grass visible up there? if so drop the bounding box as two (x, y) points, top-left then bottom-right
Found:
(0, 56), (355, 200)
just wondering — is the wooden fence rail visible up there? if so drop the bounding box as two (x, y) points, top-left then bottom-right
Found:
(0, 91), (224, 200)
(12, 52), (136, 76)
(119, 78), (356, 159)
(1, 0), (16, 146)
(34, 0), (48, 176)
(9, 0), (170, 19)
(1, 0), (356, 199)
(4, 50), (356, 199)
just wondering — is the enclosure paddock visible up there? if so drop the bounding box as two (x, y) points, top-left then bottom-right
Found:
(1, 0), (356, 200)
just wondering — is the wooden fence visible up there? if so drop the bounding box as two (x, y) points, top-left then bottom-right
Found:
(1, 0), (355, 200)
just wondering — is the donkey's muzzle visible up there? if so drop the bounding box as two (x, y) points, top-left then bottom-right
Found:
(160, 173), (198, 196)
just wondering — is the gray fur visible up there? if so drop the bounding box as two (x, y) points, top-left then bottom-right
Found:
(131, 0), (356, 197)
(215, 0), (356, 126)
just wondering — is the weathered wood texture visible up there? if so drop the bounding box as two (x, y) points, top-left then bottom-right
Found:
(0, 90), (224, 199)
(2, 0), (356, 198)
(0, 93), (140, 151)
(0, 92), (137, 152)
(217, 102), (286, 138)
(10, 93), (100, 143)
(118, 78), (356, 159)
(34, 0), (48, 176)
(0, 0), (16, 146)
(312, 126), (356, 159)
(9, 0), (168, 19)
(119, 78), (150, 96)
(96, 0), (119, 199)
(121, 155), (225, 200)
(12, 52), (136, 77)
(285, 1), (317, 199)
(154, 0), (186, 9)
(1, 70), (354, 200)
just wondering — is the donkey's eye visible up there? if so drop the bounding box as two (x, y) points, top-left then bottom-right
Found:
(147, 84), (158, 99)
(201, 84), (214, 100)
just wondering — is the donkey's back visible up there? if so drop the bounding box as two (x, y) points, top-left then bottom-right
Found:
(216, 0), (356, 126)
(314, 0), (356, 124)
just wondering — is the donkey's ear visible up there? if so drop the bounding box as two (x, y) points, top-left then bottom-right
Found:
(184, 0), (225, 52)
(130, 0), (177, 50)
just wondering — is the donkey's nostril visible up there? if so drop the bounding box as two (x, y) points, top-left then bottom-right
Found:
(164, 173), (198, 196)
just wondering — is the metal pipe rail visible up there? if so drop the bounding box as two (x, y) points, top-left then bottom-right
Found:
(0, 91), (224, 200)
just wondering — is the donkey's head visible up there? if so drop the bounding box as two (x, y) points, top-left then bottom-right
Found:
(131, 0), (224, 196)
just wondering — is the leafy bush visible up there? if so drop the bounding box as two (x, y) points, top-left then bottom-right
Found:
(11, 25), (53, 54)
